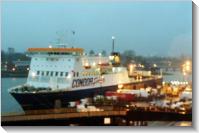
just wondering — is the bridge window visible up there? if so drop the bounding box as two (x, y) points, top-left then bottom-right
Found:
(65, 72), (68, 77)
(50, 71), (54, 76)
(37, 71), (40, 76)
(60, 72), (63, 77)
(41, 71), (44, 76)
(73, 72), (76, 77)
(76, 72), (79, 77)
(46, 71), (49, 76)
(55, 72), (59, 76)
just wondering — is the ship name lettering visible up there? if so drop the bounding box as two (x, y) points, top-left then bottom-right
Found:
(72, 78), (94, 88)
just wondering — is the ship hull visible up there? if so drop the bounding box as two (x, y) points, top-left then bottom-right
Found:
(10, 78), (162, 110)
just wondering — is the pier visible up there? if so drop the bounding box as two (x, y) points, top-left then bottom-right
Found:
(1, 106), (191, 126)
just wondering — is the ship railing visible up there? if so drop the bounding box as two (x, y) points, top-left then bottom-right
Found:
(9, 85), (71, 93)
(49, 87), (71, 92)
(131, 77), (161, 84)
(8, 84), (52, 93)
(8, 85), (26, 93)
(29, 53), (76, 58)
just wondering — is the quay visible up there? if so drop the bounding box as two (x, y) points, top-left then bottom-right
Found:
(1, 106), (192, 126)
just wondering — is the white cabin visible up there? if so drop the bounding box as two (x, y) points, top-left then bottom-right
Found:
(26, 46), (132, 91)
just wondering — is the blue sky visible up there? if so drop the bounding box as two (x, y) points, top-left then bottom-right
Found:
(1, 1), (192, 57)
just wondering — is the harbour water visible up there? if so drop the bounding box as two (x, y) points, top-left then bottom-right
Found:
(163, 71), (192, 82)
(1, 71), (192, 115)
(1, 78), (26, 114)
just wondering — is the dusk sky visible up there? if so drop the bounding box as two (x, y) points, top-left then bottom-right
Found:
(2, 1), (192, 57)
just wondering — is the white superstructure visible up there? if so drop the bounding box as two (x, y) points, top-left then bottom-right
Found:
(26, 45), (132, 92)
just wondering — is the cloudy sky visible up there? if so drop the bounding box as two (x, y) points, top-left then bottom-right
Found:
(1, 0), (192, 57)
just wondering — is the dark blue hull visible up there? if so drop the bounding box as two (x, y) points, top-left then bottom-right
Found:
(11, 85), (116, 110)
(10, 78), (162, 110)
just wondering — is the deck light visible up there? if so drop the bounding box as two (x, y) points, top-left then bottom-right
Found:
(12, 68), (16, 71)
(31, 72), (36, 77)
(92, 62), (96, 67)
(104, 117), (111, 125)
(85, 62), (89, 66)
(109, 55), (114, 60)
(118, 84), (123, 89)
(67, 74), (72, 79)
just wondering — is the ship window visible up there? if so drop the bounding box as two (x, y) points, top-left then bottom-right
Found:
(65, 72), (68, 77)
(50, 71), (53, 76)
(46, 71), (49, 76)
(73, 72), (76, 77)
(60, 72), (63, 77)
(37, 71), (40, 75)
(76, 72), (79, 77)
(41, 71), (44, 76)
(55, 72), (58, 76)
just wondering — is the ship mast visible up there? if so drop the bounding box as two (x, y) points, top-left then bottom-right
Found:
(112, 36), (115, 53)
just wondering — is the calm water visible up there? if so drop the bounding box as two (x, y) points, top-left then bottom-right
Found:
(163, 71), (192, 82)
(1, 71), (192, 114)
(1, 78), (26, 114)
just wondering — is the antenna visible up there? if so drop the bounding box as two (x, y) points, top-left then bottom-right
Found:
(71, 30), (76, 45)
(53, 30), (76, 47)
(56, 30), (68, 44)
(112, 36), (115, 53)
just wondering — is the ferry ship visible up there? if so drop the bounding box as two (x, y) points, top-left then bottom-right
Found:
(9, 42), (162, 110)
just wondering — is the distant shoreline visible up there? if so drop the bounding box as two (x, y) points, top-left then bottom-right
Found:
(1, 71), (28, 78)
